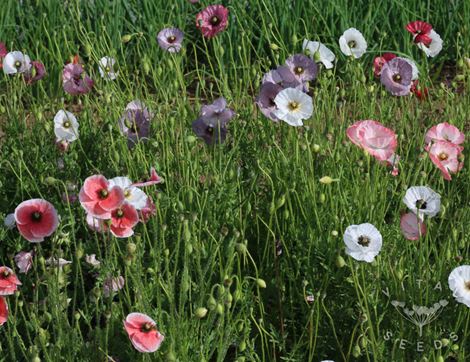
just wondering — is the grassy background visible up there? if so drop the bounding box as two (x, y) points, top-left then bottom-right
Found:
(0, 0), (469, 361)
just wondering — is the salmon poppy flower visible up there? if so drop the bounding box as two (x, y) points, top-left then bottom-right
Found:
(406, 21), (433, 46)
(425, 122), (465, 149)
(428, 141), (464, 181)
(0, 266), (22, 295)
(79, 175), (125, 219)
(0, 297), (7, 325)
(124, 313), (164, 353)
(14, 199), (59, 243)
(109, 203), (139, 238)
(400, 212), (426, 240)
(373, 53), (396, 77)
(196, 4), (229, 38)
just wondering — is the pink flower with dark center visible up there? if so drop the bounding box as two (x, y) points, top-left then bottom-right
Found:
(373, 53), (396, 77)
(0, 297), (7, 325)
(14, 251), (34, 274)
(425, 122), (465, 149)
(0, 266), (22, 295)
(24, 61), (46, 85)
(346, 120), (397, 161)
(400, 212), (426, 240)
(428, 140), (464, 181)
(79, 175), (125, 219)
(14, 199), (59, 243)
(62, 63), (93, 95)
(196, 4), (229, 38)
(109, 203), (139, 238)
(406, 21), (433, 46)
(124, 313), (164, 353)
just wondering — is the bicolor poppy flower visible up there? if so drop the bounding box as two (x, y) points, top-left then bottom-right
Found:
(124, 313), (164, 353)
(24, 60), (46, 84)
(302, 39), (336, 69)
(109, 203), (139, 238)
(54, 110), (79, 142)
(425, 122), (465, 149)
(15, 251), (34, 274)
(0, 267), (21, 295)
(448, 265), (470, 308)
(403, 186), (441, 219)
(2, 51), (31, 74)
(62, 63), (93, 95)
(79, 175), (125, 219)
(157, 28), (184, 53)
(406, 21), (433, 46)
(343, 223), (382, 263)
(0, 297), (7, 325)
(108, 177), (148, 210)
(380, 57), (413, 96)
(118, 100), (153, 147)
(86, 213), (106, 233)
(400, 213), (426, 240)
(339, 28), (367, 59)
(428, 141), (464, 181)
(285, 54), (318, 83)
(14, 199), (59, 243)
(273, 87), (313, 127)
(196, 4), (229, 38)
(131, 167), (163, 188)
(256, 82), (283, 121)
(417, 30), (443, 58)
(98, 57), (118, 80)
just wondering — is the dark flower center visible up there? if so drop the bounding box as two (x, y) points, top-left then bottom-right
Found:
(268, 97), (276, 107)
(14, 60), (22, 68)
(210, 16), (221, 26)
(31, 211), (42, 222)
(206, 126), (214, 134)
(438, 152), (448, 161)
(63, 120), (71, 128)
(105, 66), (111, 72)
(415, 199), (427, 209)
(393, 74), (402, 83)
(465, 281), (470, 292)
(115, 209), (124, 218)
(357, 235), (370, 247)
(348, 40), (356, 48)
(167, 35), (176, 43)
(141, 322), (154, 332)
(1, 270), (10, 278)
(124, 119), (139, 134)
(288, 101), (300, 111)
(124, 190), (131, 198)
(294, 66), (304, 75)
(99, 189), (109, 199)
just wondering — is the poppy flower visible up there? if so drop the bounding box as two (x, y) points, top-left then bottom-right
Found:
(256, 82), (283, 121)
(54, 110), (79, 142)
(0, 42), (7, 68)
(199, 97), (235, 126)
(103, 275), (125, 297)
(118, 100), (153, 147)
(124, 313), (164, 353)
(410, 80), (428, 100)
(273, 87), (313, 127)
(2, 51), (31, 74)
(428, 141), (464, 181)
(62, 63), (93, 95)
(196, 4), (229, 38)
(14, 199), (59, 243)
(86, 213), (106, 233)
(15, 251), (34, 274)
(108, 177), (148, 210)
(406, 21), (433, 46)
(302, 39), (336, 69)
(417, 30), (443, 58)
(79, 175), (125, 219)
(262, 66), (302, 90)
(4, 213), (16, 229)
(380, 58), (413, 96)
(46, 257), (72, 267)
(400, 213), (426, 240)
(0, 266), (22, 295)
(402, 186), (441, 219)
(24, 61), (46, 84)
(85, 254), (100, 267)
(98, 56), (118, 80)
(139, 197), (156, 223)
(425, 122), (465, 149)
(0, 297), (7, 325)
(338, 28), (367, 59)
(448, 265), (470, 308)
(157, 28), (184, 53)
(373, 53), (396, 77)
(192, 117), (228, 145)
(109, 203), (139, 238)
(285, 54), (318, 83)
(132, 167), (163, 187)
(343, 223), (382, 263)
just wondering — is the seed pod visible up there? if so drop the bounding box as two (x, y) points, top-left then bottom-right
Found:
(336, 255), (346, 268)
(121, 34), (132, 43)
(256, 279), (267, 289)
(195, 307), (208, 319)
(216, 303), (224, 315)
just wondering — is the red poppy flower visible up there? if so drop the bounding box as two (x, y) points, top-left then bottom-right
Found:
(0, 297), (8, 325)
(410, 80), (428, 100)
(14, 199), (59, 243)
(79, 175), (125, 219)
(0, 267), (22, 296)
(406, 21), (433, 46)
(196, 5), (229, 38)
(109, 203), (139, 238)
(124, 313), (164, 352)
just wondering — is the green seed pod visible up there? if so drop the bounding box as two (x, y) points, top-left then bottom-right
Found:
(436, 356), (444, 362)
(208, 296), (217, 310)
(216, 303), (224, 315)
(195, 307), (208, 319)
(319, 193), (326, 203)
(74, 312), (81, 321)
(31, 357), (41, 362)
(164, 249), (170, 257)
(270, 43), (280, 51)
(352, 345), (361, 358)
(18, 300), (23, 307)
(256, 278), (267, 289)
(336, 255), (346, 268)
(313, 144), (321, 153)
(121, 34), (132, 43)
(451, 344), (459, 351)
(239, 340), (247, 352)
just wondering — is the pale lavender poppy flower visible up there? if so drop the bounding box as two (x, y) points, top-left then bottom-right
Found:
(62, 63), (93, 95)
(118, 100), (153, 147)
(15, 251), (34, 274)
(192, 117), (228, 145)
(103, 275), (125, 297)
(380, 58), (413, 96)
(285, 54), (318, 83)
(199, 97), (235, 127)
(256, 82), (283, 121)
(157, 28), (184, 53)
(24, 61), (46, 85)
(262, 66), (302, 90)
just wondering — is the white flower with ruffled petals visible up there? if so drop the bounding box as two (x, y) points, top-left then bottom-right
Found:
(403, 186), (441, 219)
(108, 177), (148, 210)
(417, 30), (443, 58)
(339, 28), (367, 59)
(3, 51), (31, 74)
(98, 56), (118, 80)
(448, 265), (470, 308)
(344, 223), (382, 263)
(273, 88), (313, 127)
(54, 110), (79, 142)
(302, 39), (336, 69)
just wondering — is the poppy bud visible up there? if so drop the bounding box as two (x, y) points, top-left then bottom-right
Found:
(224, 292), (233, 305)
(465, 57), (470, 69)
(319, 176), (338, 184)
(359, 336), (367, 348)
(436, 357), (444, 362)
(270, 43), (280, 51)
(186, 243), (193, 254)
(313, 144), (320, 153)
(195, 307), (208, 319)
(216, 303), (224, 315)
(74, 312), (81, 320)
(455, 74), (465, 81)
(164, 249), (170, 257)
(331, 230), (338, 237)
(166, 351), (177, 362)
(239, 341), (247, 352)
(75, 246), (84, 259)
(441, 338), (450, 347)
(236, 243), (247, 255)
(256, 278), (267, 289)
(352, 345), (361, 358)
(276, 195), (286, 209)
(319, 193), (326, 203)
(18, 300), (23, 307)
(451, 344), (459, 351)
(208, 296), (217, 310)
(44, 176), (57, 186)
(121, 34), (132, 43)
(31, 357), (41, 362)
(336, 255), (346, 268)
(127, 243), (137, 255)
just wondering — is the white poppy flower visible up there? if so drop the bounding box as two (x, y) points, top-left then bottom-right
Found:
(108, 176), (148, 210)
(343, 223), (382, 263)
(98, 56), (118, 80)
(85, 254), (101, 267)
(54, 110), (79, 142)
(398, 57), (419, 80)
(339, 28), (367, 59)
(403, 186), (441, 219)
(4, 213), (16, 229)
(302, 39), (336, 69)
(2, 51), (31, 74)
(417, 30), (443, 58)
(273, 88), (313, 127)
(448, 265), (470, 307)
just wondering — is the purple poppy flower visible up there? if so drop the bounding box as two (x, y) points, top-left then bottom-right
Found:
(199, 97), (235, 127)
(103, 275), (125, 297)
(118, 100), (153, 147)
(24, 60), (46, 85)
(192, 117), (227, 145)
(256, 82), (283, 121)
(380, 58), (413, 96)
(262, 66), (303, 90)
(157, 28), (184, 53)
(62, 63), (93, 95)
(285, 54), (318, 83)
(14, 251), (34, 274)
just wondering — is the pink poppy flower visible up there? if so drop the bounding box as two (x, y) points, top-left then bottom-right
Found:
(346, 120), (397, 161)
(196, 5), (229, 38)
(429, 141), (464, 181)
(373, 53), (396, 77)
(425, 122), (465, 149)
(24, 60), (46, 85)
(15, 251), (34, 274)
(0, 296), (7, 325)
(140, 197), (156, 223)
(109, 203), (139, 238)
(0, 266), (22, 296)
(79, 175), (125, 219)
(124, 313), (164, 353)
(406, 21), (433, 46)
(0, 42), (7, 69)
(14, 199), (59, 243)
(400, 212), (426, 240)
(132, 167), (163, 188)
(62, 63), (93, 95)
